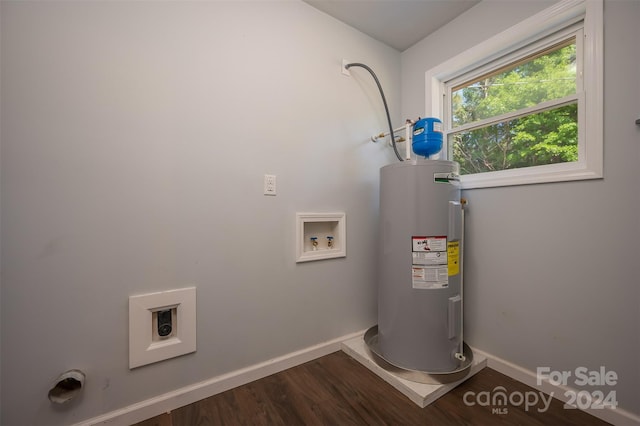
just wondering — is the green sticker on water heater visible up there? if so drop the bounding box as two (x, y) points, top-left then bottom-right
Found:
(434, 172), (460, 184)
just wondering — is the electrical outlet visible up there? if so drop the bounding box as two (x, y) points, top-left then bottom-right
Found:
(342, 59), (351, 76)
(264, 174), (276, 196)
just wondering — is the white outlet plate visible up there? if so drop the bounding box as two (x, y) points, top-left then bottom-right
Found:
(129, 287), (196, 369)
(264, 174), (276, 196)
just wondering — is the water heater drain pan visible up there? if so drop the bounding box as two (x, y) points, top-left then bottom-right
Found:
(364, 325), (473, 385)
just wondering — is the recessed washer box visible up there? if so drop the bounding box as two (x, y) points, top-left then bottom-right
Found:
(129, 287), (196, 369)
(296, 212), (346, 262)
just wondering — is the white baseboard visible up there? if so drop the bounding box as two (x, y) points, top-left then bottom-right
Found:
(471, 347), (640, 426)
(76, 329), (367, 426)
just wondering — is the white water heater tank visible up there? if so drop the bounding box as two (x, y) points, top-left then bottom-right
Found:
(377, 159), (463, 372)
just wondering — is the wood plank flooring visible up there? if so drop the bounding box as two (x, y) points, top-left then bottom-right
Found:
(134, 351), (609, 426)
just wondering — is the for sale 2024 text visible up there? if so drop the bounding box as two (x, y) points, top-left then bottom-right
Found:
(537, 366), (618, 410)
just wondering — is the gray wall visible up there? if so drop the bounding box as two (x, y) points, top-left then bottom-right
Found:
(3, 0), (639, 424)
(0, 1), (400, 424)
(402, 0), (640, 415)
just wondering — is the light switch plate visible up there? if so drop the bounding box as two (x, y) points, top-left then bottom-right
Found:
(264, 174), (276, 196)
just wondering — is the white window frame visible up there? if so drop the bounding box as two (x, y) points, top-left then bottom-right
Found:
(425, 0), (603, 189)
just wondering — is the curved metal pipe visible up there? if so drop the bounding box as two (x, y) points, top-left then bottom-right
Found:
(346, 62), (404, 162)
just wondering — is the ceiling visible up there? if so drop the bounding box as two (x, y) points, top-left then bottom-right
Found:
(303, 0), (480, 51)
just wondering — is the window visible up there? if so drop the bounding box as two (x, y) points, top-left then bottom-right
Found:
(426, 0), (602, 189)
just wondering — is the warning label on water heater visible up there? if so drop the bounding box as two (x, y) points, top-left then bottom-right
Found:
(447, 241), (460, 276)
(411, 236), (448, 289)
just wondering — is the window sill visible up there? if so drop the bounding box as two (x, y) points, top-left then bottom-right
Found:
(459, 161), (602, 189)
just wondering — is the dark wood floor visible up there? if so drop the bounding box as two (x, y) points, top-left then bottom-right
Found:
(134, 350), (609, 426)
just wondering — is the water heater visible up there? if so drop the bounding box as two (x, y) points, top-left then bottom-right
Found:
(374, 159), (468, 377)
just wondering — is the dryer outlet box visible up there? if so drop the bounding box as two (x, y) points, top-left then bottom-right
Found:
(129, 287), (196, 369)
